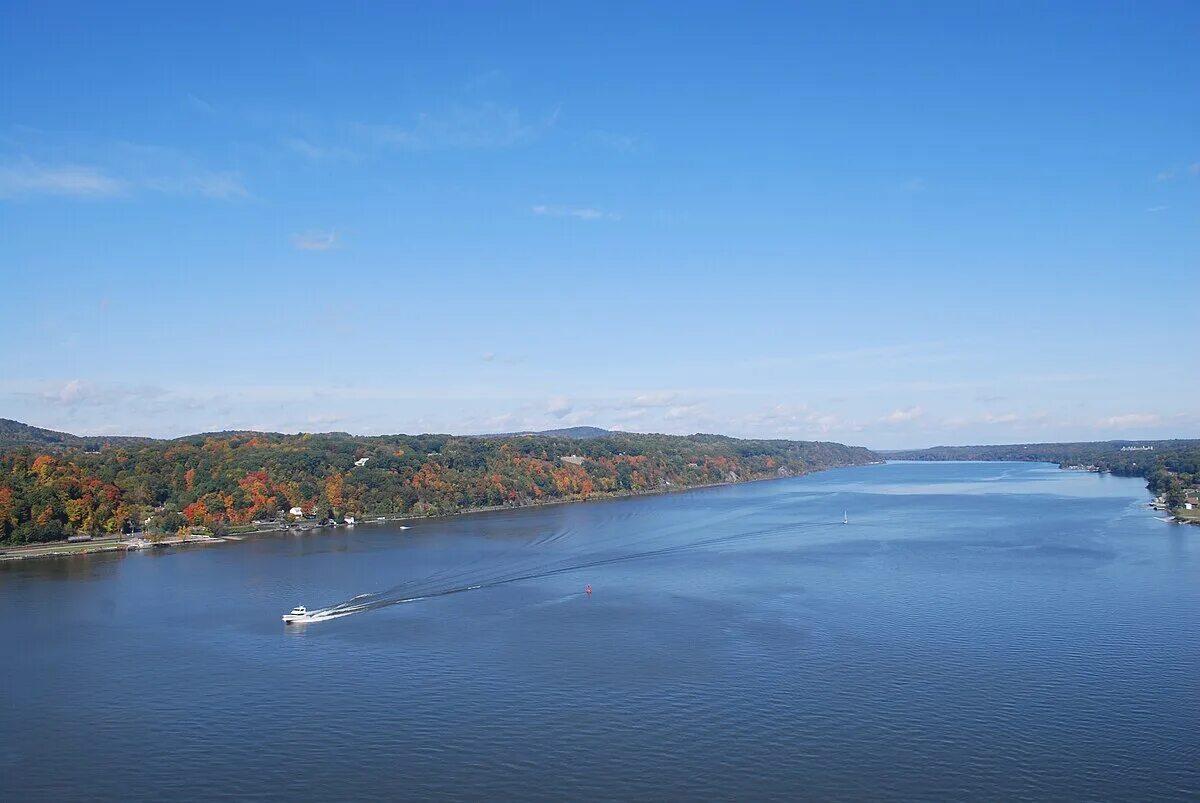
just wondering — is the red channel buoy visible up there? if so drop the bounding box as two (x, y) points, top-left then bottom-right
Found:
(585, 584), (592, 595)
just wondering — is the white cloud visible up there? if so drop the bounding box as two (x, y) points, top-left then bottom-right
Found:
(531, 204), (621, 221)
(881, 406), (924, 424)
(1096, 413), (1160, 429)
(44, 379), (93, 405)
(664, 404), (701, 420)
(292, 230), (337, 251)
(0, 162), (125, 199)
(630, 392), (679, 407)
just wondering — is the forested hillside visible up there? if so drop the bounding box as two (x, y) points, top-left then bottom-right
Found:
(0, 424), (877, 544)
(0, 418), (152, 451)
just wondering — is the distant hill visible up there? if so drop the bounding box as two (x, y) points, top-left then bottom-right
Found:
(0, 418), (153, 451)
(0, 418), (83, 448)
(483, 425), (614, 439)
(0, 419), (616, 449)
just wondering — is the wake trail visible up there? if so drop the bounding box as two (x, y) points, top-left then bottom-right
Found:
(316, 518), (844, 620)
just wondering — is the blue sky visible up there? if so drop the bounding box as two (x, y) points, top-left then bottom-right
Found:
(1, 1), (1197, 449)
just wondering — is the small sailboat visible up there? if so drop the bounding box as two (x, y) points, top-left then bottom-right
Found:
(843, 511), (848, 525)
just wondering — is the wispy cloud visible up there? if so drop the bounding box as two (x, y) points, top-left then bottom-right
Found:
(589, 130), (639, 153)
(1147, 205), (1169, 213)
(737, 403), (862, 436)
(461, 69), (507, 95)
(0, 145), (249, 201)
(283, 137), (359, 163)
(185, 93), (214, 114)
(664, 404), (701, 420)
(25, 379), (170, 409)
(292, 230), (337, 251)
(0, 161), (125, 199)
(629, 392), (679, 408)
(1096, 412), (1160, 428)
(939, 411), (1052, 430)
(479, 351), (525, 365)
(881, 406), (924, 424)
(1154, 162), (1199, 183)
(531, 204), (621, 221)
(142, 169), (248, 200)
(353, 102), (557, 150)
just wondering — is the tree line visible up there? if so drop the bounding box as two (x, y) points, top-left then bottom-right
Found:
(0, 430), (877, 544)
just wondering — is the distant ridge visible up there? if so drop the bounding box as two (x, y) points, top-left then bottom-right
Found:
(0, 419), (619, 450)
(482, 425), (614, 439)
(0, 418), (152, 451)
(885, 438), (1200, 460)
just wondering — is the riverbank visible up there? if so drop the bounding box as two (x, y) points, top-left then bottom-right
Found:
(0, 533), (225, 562)
(0, 466), (845, 562)
(1148, 497), (1200, 526)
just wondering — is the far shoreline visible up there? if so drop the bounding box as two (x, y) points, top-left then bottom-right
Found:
(4, 459), (1187, 564)
(0, 461), (878, 563)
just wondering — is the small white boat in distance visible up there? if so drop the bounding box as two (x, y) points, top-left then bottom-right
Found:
(843, 511), (848, 524)
(282, 605), (313, 624)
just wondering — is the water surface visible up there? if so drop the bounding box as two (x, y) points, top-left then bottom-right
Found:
(2, 462), (1197, 800)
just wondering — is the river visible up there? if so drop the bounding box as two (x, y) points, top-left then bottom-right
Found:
(1, 461), (1196, 800)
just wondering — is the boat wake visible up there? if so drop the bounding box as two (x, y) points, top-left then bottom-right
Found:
(294, 515), (845, 623)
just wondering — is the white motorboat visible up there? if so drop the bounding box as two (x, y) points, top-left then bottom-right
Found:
(282, 605), (313, 624)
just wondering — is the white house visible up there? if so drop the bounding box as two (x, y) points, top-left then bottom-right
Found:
(354, 457), (370, 467)
(289, 506), (305, 517)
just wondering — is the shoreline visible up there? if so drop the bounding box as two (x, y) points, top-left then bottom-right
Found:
(0, 464), (864, 563)
(6, 460), (1188, 563)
